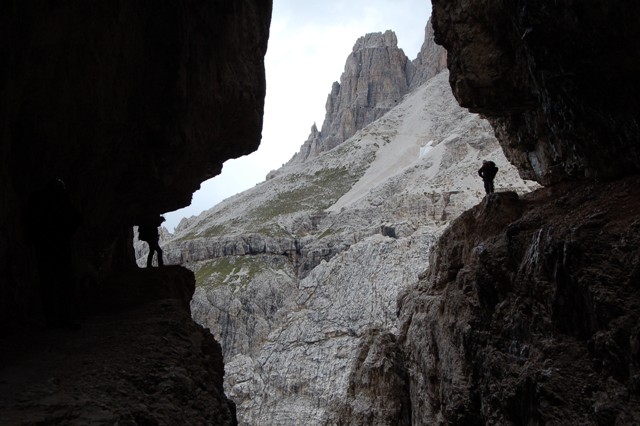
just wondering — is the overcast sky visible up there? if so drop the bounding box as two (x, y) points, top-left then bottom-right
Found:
(164, 0), (432, 230)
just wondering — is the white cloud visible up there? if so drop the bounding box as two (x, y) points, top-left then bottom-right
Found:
(164, 0), (432, 230)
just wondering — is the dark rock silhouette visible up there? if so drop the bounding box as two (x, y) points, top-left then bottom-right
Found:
(397, 181), (640, 424)
(1, 0), (271, 329)
(0, 1), (271, 424)
(432, 0), (640, 185)
(0, 267), (236, 424)
(25, 179), (82, 328)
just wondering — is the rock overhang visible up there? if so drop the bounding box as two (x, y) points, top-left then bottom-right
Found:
(431, 0), (640, 185)
(0, 0), (272, 327)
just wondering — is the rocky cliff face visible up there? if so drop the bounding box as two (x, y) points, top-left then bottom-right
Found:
(409, 18), (448, 90)
(340, 1), (640, 425)
(288, 25), (447, 166)
(0, 1), (272, 424)
(394, 181), (640, 424)
(431, 0), (640, 185)
(163, 68), (537, 424)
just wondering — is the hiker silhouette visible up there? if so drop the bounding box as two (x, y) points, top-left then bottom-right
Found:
(138, 215), (165, 267)
(478, 160), (499, 194)
(26, 178), (82, 328)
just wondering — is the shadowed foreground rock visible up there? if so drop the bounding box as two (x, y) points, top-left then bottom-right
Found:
(0, 267), (237, 425)
(0, 1), (272, 424)
(0, 0), (271, 329)
(396, 179), (640, 424)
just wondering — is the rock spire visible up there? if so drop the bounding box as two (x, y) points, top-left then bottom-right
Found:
(289, 23), (446, 166)
(409, 17), (448, 89)
(289, 30), (412, 163)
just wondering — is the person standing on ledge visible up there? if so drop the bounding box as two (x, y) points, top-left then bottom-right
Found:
(138, 215), (165, 267)
(478, 160), (499, 194)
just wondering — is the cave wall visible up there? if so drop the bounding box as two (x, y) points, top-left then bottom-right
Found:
(0, 0), (272, 330)
(431, 0), (640, 185)
(380, 1), (640, 424)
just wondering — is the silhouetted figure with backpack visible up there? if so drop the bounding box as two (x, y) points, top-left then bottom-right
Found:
(478, 160), (499, 194)
(138, 215), (165, 267)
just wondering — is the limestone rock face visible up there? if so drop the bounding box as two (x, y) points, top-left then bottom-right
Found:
(409, 18), (448, 89)
(190, 254), (298, 359)
(228, 233), (437, 424)
(322, 30), (410, 149)
(290, 30), (412, 164)
(397, 181), (640, 424)
(288, 123), (322, 167)
(431, 0), (640, 185)
(288, 21), (447, 168)
(164, 71), (537, 424)
(325, 331), (411, 426)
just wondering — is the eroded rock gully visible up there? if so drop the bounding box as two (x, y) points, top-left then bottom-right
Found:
(388, 178), (640, 425)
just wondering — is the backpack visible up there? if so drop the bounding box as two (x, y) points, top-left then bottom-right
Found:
(138, 225), (151, 242)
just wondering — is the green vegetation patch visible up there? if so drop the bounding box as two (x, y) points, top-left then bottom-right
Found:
(202, 224), (228, 238)
(253, 225), (290, 238)
(195, 255), (267, 289)
(174, 224), (228, 242)
(175, 231), (197, 242)
(177, 150), (375, 242)
(249, 166), (368, 223)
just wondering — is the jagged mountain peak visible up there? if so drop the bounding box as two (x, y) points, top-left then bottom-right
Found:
(288, 36), (409, 166)
(287, 22), (446, 167)
(410, 17), (448, 89)
(352, 29), (398, 50)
